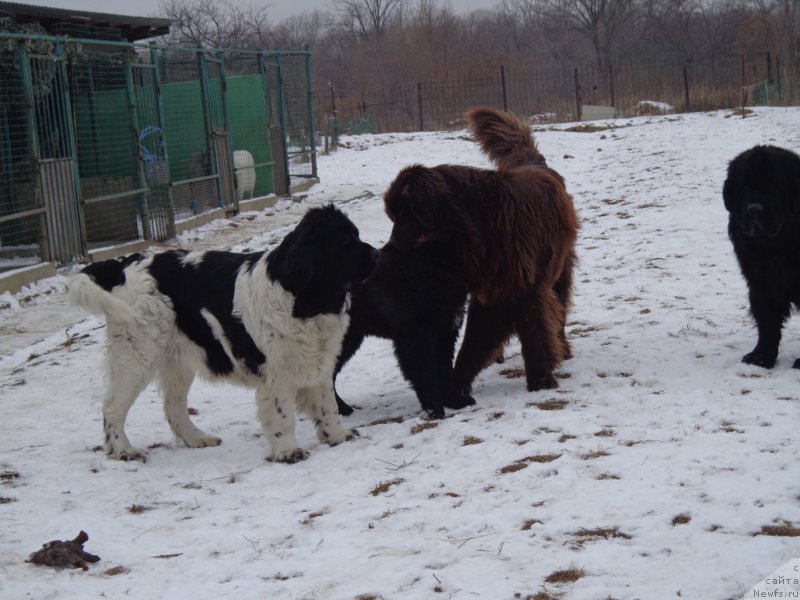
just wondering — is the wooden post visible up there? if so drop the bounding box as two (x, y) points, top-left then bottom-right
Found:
(500, 65), (508, 112)
(608, 63), (615, 108)
(683, 64), (690, 111)
(573, 68), (582, 121)
(417, 82), (424, 131)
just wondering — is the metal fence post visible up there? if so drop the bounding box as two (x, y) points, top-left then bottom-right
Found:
(149, 42), (174, 225)
(217, 50), (238, 213)
(304, 45), (317, 180)
(417, 82), (424, 131)
(124, 49), (151, 239)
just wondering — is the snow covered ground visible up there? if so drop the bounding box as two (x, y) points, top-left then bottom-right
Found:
(1, 108), (799, 600)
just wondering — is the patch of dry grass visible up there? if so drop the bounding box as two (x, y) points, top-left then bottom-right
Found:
(672, 513), (691, 526)
(500, 454), (562, 474)
(500, 368), (526, 379)
(369, 416), (405, 426)
(572, 527), (631, 544)
(370, 478), (405, 496)
(754, 522), (800, 537)
(410, 421), (438, 435)
(544, 567), (585, 584)
(580, 450), (609, 460)
(521, 519), (543, 531)
(530, 399), (569, 411)
(462, 436), (483, 446)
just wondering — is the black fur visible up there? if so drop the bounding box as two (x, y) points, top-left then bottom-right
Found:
(81, 253), (143, 292)
(333, 242), (473, 419)
(268, 204), (378, 319)
(724, 144), (800, 368)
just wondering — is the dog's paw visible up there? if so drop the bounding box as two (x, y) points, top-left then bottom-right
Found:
(184, 435), (222, 449)
(443, 395), (476, 410)
(742, 350), (776, 369)
(527, 376), (558, 392)
(109, 446), (149, 463)
(272, 448), (309, 464)
(424, 405), (445, 420)
(318, 426), (359, 446)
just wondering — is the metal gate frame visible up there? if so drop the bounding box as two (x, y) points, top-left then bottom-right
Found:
(23, 41), (86, 264)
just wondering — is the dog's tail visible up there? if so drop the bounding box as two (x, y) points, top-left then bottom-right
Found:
(68, 273), (137, 325)
(465, 106), (546, 170)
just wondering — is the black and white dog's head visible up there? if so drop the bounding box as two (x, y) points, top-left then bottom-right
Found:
(723, 144), (800, 242)
(268, 204), (378, 318)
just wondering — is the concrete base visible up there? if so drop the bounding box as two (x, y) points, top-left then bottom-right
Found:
(0, 262), (57, 295)
(0, 186), (317, 295)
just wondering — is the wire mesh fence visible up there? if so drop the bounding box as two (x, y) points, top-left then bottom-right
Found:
(0, 32), (315, 272)
(319, 51), (800, 138)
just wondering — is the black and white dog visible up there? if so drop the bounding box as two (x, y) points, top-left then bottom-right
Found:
(69, 205), (377, 463)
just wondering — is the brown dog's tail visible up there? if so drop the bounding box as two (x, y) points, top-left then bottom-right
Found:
(465, 106), (545, 170)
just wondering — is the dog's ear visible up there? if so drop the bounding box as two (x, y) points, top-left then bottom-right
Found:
(267, 219), (320, 293)
(723, 154), (744, 213)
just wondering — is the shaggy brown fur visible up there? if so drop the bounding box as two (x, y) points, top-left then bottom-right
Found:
(384, 106), (578, 394)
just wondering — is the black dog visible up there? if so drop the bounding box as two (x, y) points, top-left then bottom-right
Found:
(334, 242), (473, 419)
(724, 144), (800, 368)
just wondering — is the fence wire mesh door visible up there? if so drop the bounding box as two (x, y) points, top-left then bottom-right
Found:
(29, 49), (85, 264)
(1, 44), (46, 271)
(133, 57), (173, 241)
(203, 55), (236, 211)
(261, 58), (289, 196)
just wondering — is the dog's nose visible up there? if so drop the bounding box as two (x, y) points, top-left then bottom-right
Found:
(746, 203), (764, 218)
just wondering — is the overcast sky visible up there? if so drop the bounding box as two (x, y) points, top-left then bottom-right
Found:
(18, 0), (501, 22)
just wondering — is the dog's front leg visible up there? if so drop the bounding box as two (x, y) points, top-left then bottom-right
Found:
(256, 385), (307, 463)
(299, 384), (359, 446)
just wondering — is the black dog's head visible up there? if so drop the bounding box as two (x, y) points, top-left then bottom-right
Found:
(724, 145), (800, 241)
(384, 164), (460, 251)
(267, 204), (378, 318)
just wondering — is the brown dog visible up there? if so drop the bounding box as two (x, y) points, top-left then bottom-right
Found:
(384, 107), (578, 396)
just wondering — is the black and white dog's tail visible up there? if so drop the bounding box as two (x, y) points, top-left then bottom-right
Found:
(68, 273), (137, 325)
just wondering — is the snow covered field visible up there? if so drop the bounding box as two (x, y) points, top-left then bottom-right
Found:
(1, 108), (799, 600)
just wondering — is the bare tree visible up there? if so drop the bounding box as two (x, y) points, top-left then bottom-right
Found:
(540, 0), (639, 71)
(334, 0), (405, 40)
(271, 10), (334, 50)
(159, 0), (272, 48)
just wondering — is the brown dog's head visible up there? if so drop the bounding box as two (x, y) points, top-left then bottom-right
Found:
(384, 164), (454, 251)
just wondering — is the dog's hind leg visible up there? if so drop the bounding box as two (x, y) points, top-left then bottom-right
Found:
(514, 285), (564, 392)
(333, 324), (366, 416)
(394, 339), (447, 418)
(159, 356), (221, 449)
(103, 348), (154, 461)
(454, 300), (514, 396)
(300, 384), (359, 446)
(436, 328), (476, 411)
(553, 249), (576, 360)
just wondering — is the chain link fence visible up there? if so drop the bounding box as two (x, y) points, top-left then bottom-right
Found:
(0, 32), (316, 273)
(319, 51), (800, 138)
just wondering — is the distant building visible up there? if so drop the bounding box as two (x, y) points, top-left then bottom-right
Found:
(0, 1), (170, 41)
